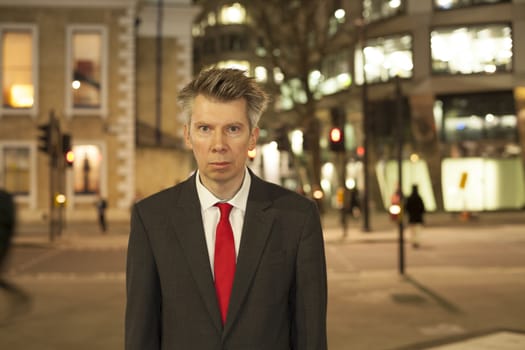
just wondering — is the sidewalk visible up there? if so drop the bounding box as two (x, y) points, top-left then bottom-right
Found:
(14, 221), (131, 249)
(4, 210), (525, 350)
(15, 209), (525, 248)
(323, 210), (525, 350)
(322, 208), (525, 243)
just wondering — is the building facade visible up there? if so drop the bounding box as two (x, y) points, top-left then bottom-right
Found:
(191, 0), (525, 212)
(0, 0), (198, 224)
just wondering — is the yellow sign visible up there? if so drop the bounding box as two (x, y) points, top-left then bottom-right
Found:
(459, 172), (468, 189)
(336, 188), (345, 208)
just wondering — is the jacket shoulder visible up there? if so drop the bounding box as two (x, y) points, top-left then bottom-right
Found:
(251, 175), (316, 211)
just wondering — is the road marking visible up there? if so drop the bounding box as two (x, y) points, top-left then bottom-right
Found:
(9, 249), (62, 274)
(425, 331), (525, 350)
(419, 323), (466, 337)
(11, 272), (126, 282)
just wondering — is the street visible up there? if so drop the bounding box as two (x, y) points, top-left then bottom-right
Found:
(1, 211), (525, 349)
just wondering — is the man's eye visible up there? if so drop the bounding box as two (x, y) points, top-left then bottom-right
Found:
(198, 125), (210, 132)
(228, 126), (241, 133)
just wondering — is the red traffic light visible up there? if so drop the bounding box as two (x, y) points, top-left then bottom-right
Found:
(329, 127), (345, 152)
(330, 127), (342, 143)
(62, 134), (74, 167)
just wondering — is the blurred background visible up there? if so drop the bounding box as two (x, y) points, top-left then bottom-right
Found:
(0, 0), (524, 229)
(1, 1), (525, 349)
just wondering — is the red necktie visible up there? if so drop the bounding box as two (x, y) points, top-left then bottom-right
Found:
(214, 202), (236, 324)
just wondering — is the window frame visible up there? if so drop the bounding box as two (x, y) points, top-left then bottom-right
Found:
(430, 22), (513, 76)
(0, 23), (39, 118)
(362, 32), (414, 84)
(362, 0), (406, 23)
(65, 139), (108, 207)
(433, 0), (511, 12)
(435, 90), (517, 143)
(0, 141), (37, 209)
(65, 24), (108, 118)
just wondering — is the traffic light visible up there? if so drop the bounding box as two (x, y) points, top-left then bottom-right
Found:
(329, 126), (345, 152)
(38, 123), (52, 154)
(62, 133), (74, 167)
(329, 107), (345, 152)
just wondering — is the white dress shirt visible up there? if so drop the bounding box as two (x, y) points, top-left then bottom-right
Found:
(195, 168), (251, 278)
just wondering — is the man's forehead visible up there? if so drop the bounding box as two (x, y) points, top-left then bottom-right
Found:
(192, 95), (250, 123)
(195, 93), (246, 105)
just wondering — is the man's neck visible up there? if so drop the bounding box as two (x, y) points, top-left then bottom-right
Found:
(199, 172), (246, 201)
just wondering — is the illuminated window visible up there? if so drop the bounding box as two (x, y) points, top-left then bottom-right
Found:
(216, 60), (250, 72)
(431, 24), (512, 75)
(435, 91), (517, 142)
(279, 78), (307, 111)
(254, 66), (268, 83)
(361, 34), (413, 83)
(363, 0), (405, 22)
(219, 3), (247, 24)
(319, 50), (352, 95)
(207, 12), (216, 26)
(329, 8), (346, 36)
(1, 146), (30, 196)
(0, 26), (37, 112)
(434, 0), (510, 11)
(273, 67), (284, 84)
(67, 26), (107, 115)
(192, 23), (203, 37)
(72, 144), (102, 196)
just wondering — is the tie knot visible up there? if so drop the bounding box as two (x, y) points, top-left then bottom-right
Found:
(215, 202), (233, 217)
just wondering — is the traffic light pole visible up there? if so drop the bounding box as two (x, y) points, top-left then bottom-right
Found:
(359, 19), (371, 233)
(50, 111), (60, 241)
(38, 109), (67, 242)
(339, 151), (348, 237)
(45, 110), (64, 242)
(395, 77), (405, 275)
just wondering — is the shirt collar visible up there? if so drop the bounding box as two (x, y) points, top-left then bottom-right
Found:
(195, 168), (251, 212)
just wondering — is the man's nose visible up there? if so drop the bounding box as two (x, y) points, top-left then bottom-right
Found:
(211, 131), (227, 151)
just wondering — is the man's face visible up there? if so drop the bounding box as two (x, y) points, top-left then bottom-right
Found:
(184, 94), (258, 196)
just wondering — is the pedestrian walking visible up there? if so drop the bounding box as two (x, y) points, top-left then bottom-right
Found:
(0, 187), (30, 322)
(347, 187), (361, 218)
(404, 184), (426, 248)
(95, 196), (107, 233)
(125, 68), (327, 350)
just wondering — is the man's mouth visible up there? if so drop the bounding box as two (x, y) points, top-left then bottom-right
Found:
(210, 161), (230, 167)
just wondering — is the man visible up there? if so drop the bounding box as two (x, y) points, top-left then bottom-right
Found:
(125, 68), (327, 349)
(95, 195), (107, 233)
(1, 187), (30, 316)
(405, 184), (425, 248)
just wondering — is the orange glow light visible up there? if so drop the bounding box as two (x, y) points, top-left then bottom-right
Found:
(247, 148), (257, 159)
(66, 150), (75, 163)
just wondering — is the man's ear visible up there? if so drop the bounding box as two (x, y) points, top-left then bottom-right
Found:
(249, 127), (260, 150)
(184, 124), (193, 149)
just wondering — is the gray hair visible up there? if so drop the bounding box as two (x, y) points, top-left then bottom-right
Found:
(177, 67), (269, 129)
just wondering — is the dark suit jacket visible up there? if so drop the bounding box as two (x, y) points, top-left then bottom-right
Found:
(125, 171), (327, 350)
(0, 189), (16, 263)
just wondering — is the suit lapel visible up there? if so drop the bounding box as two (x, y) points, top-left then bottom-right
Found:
(169, 175), (223, 331)
(224, 175), (275, 336)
